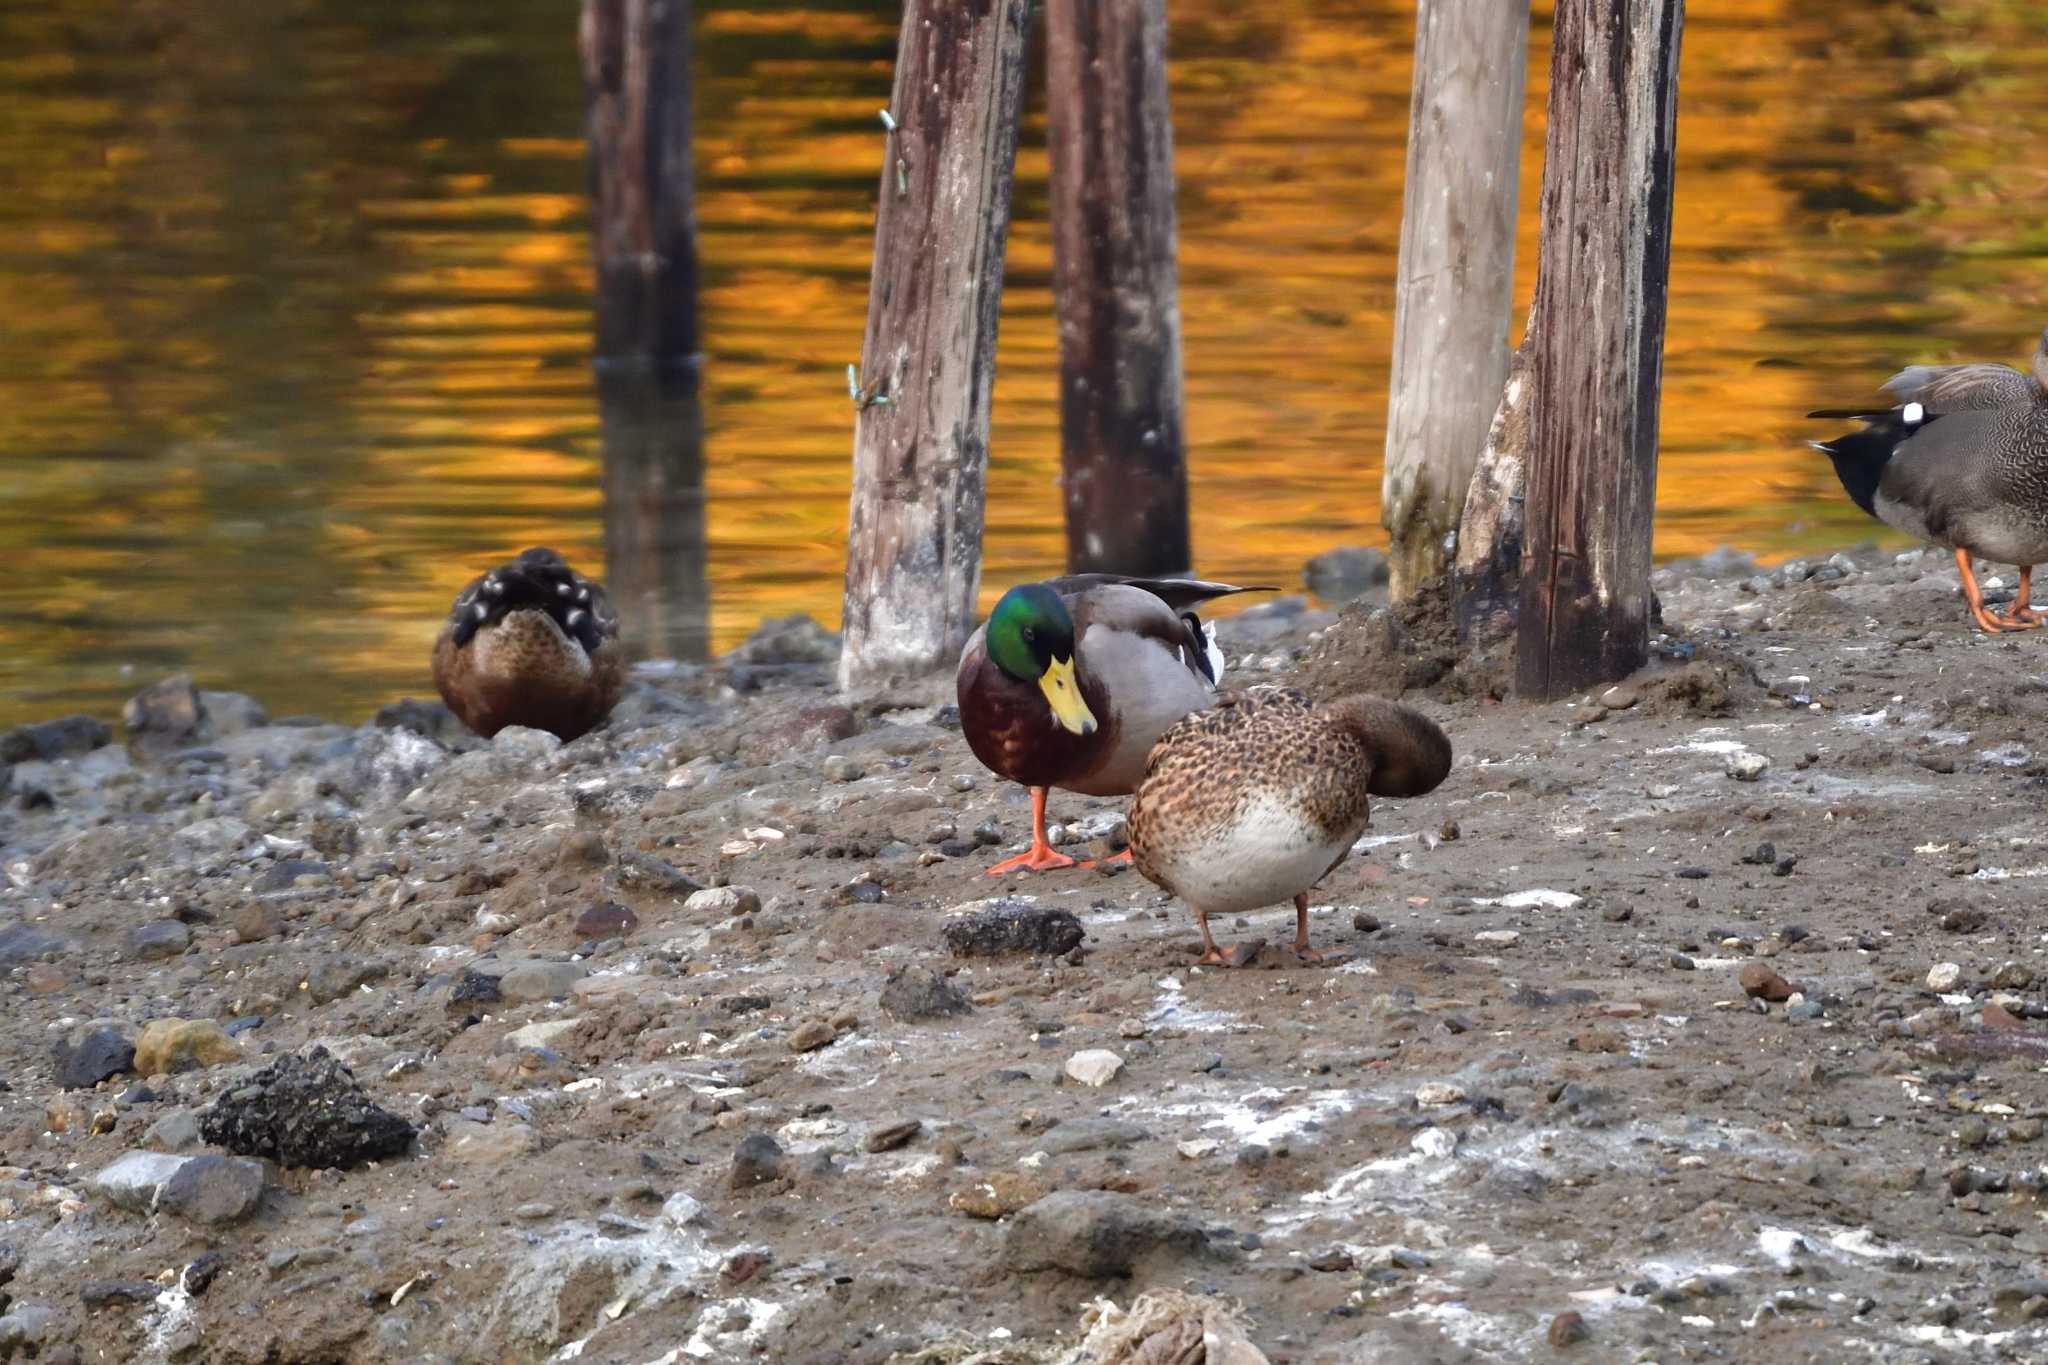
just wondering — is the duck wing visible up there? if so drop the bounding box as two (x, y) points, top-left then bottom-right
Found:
(1881, 362), (2038, 412)
(1043, 573), (1273, 614)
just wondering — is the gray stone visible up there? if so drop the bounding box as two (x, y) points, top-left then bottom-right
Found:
(89, 1150), (193, 1212)
(441, 1118), (541, 1166)
(1, 714), (111, 762)
(1304, 545), (1390, 602)
(200, 1046), (415, 1169)
(495, 960), (587, 1003)
(1038, 1118), (1150, 1156)
(492, 726), (562, 761)
(55, 1025), (134, 1090)
(728, 614), (840, 666)
(345, 726), (447, 804)
(684, 886), (761, 918)
(200, 691), (269, 736)
(943, 902), (1085, 959)
(124, 675), (206, 747)
(0, 1305), (54, 1350)
(1003, 1191), (1215, 1278)
(144, 1109), (204, 1151)
(879, 966), (973, 1022)
(161, 1153), (266, 1225)
(730, 1133), (786, 1189)
(0, 922), (68, 965)
(175, 815), (254, 856)
(128, 920), (192, 961)
(255, 858), (331, 893)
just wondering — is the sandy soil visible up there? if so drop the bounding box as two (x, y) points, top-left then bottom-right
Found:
(3, 543), (2048, 1364)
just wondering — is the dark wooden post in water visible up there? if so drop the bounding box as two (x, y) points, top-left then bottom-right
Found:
(1515, 0), (1683, 699)
(581, 0), (709, 660)
(1046, 0), (1190, 576)
(839, 0), (1033, 691)
(1382, 0), (1530, 603)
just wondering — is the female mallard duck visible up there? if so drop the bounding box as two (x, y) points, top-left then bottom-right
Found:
(432, 547), (625, 740)
(1809, 328), (2048, 633)
(1126, 687), (1452, 966)
(957, 574), (1269, 875)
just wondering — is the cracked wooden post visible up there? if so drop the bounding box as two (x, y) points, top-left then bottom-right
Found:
(1516, 0), (1683, 700)
(1452, 335), (1531, 647)
(839, 0), (1032, 692)
(581, 0), (708, 659)
(1046, 0), (1190, 577)
(1381, 0), (1530, 603)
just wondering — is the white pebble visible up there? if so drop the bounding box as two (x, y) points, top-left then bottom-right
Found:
(1926, 962), (1963, 992)
(1064, 1049), (1125, 1088)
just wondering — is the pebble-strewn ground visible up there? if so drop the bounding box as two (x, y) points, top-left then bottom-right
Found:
(5, 544), (2048, 1364)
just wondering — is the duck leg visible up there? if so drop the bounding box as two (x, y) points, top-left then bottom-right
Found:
(1192, 909), (1259, 968)
(1078, 848), (1134, 870)
(984, 786), (1079, 875)
(1956, 549), (2019, 634)
(1291, 893), (1346, 964)
(1992, 564), (2045, 629)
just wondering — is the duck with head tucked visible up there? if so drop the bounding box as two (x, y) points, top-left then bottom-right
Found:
(1809, 328), (2048, 633)
(957, 574), (1269, 875)
(1127, 687), (1452, 966)
(433, 547), (626, 741)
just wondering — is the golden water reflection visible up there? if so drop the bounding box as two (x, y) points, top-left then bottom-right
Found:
(2, 0), (2046, 724)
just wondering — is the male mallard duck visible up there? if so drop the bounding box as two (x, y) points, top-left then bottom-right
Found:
(1126, 687), (1452, 966)
(1809, 328), (2048, 633)
(432, 547), (625, 740)
(957, 574), (1269, 875)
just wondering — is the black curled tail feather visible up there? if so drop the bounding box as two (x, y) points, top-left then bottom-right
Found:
(449, 547), (619, 652)
(1332, 697), (1453, 799)
(1806, 407), (1937, 521)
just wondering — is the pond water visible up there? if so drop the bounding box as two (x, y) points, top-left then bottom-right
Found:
(3, 0), (2046, 725)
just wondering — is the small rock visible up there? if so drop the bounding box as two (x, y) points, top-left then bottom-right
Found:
(134, 1019), (243, 1076)
(1002, 1191), (1213, 1278)
(1308, 1249), (1355, 1272)
(1304, 546), (1389, 603)
(88, 1150), (192, 1212)
(491, 725), (560, 761)
(199, 1047), (415, 1169)
(1992, 962), (2035, 991)
(1065, 1049), (1125, 1087)
(730, 1133), (786, 1189)
(127, 920), (192, 961)
(1739, 963), (1794, 1003)
(124, 675), (205, 747)
(685, 886), (762, 918)
(1548, 1311), (1590, 1347)
(1474, 930), (1520, 947)
(1726, 751), (1770, 782)
(495, 960), (586, 1003)
(879, 966), (973, 1021)
(1416, 1082), (1467, 1107)
(144, 1109), (203, 1151)
(574, 901), (639, 940)
(1927, 962), (1964, 993)
(950, 1171), (1049, 1220)
(182, 1251), (228, 1295)
(232, 903), (285, 944)
(865, 1119), (922, 1153)
(787, 1020), (837, 1053)
(54, 1026), (135, 1091)
(1040, 1118), (1148, 1155)
(822, 755), (865, 783)
(160, 1154), (266, 1225)
(1352, 911), (1381, 933)
(81, 1280), (160, 1309)
(943, 901), (1085, 958)
(2, 713), (111, 761)
(441, 1118), (541, 1166)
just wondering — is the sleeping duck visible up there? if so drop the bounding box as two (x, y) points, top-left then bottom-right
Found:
(1127, 687), (1452, 966)
(1809, 328), (2048, 633)
(957, 574), (1268, 875)
(433, 547), (626, 740)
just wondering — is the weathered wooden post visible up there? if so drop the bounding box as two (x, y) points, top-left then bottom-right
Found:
(1381, 0), (1530, 602)
(839, 0), (1033, 691)
(581, 0), (698, 363)
(1515, 0), (1683, 699)
(581, 0), (708, 659)
(1046, 0), (1190, 577)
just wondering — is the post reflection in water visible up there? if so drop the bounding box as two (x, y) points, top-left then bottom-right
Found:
(597, 358), (710, 665)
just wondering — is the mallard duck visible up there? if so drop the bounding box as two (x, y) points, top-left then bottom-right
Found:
(1809, 328), (2048, 633)
(1126, 687), (1452, 966)
(957, 574), (1270, 875)
(432, 547), (626, 740)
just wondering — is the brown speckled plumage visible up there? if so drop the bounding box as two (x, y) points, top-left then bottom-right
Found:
(1127, 687), (1452, 963)
(432, 548), (626, 741)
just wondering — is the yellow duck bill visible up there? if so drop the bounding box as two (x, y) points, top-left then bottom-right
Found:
(1037, 656), (1098, 735)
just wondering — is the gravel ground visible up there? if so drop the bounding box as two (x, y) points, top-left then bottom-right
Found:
(4, 543), (2048, 1364)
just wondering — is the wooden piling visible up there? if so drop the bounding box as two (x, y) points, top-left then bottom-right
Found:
(1515, 0), (1684, 700)
(1381, 0), (1530, 603)
(1046, 0), (1190, 577)
(839, 0), (1033, 692)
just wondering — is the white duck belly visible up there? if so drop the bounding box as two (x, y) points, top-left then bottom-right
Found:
(1147, 791), (1358, 916)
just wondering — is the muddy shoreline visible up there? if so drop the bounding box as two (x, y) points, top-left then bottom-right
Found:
(4, 544), (2048, 1363)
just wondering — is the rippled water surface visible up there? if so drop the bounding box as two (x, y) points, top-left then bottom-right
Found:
(4, 0), (2047, 724)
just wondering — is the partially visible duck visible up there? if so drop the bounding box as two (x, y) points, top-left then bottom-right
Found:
(1809, 328), (2048, 632)
(1127, 687), (1452, 966)
(432, 548), (626, 740)
(957, 574), (1270, 875)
